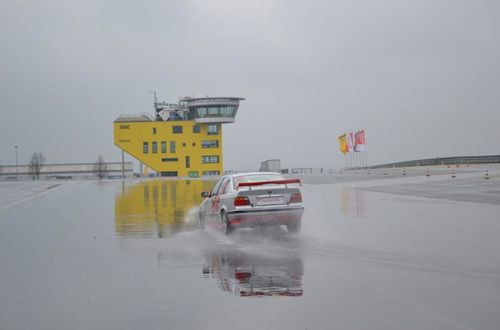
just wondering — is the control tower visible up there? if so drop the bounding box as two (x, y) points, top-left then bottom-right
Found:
(114, 96), (244, 177)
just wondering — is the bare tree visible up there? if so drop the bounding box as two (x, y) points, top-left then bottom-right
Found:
(29, 151), (46, 180)
(94, 155), (108, 180)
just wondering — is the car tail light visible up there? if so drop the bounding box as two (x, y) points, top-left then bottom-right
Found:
(234, 196), (251, 206)
(235, 271), (253, 281)
(289, 192), (302, 203)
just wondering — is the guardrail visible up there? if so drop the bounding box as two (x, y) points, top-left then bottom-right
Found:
(363, 155), (500, 170)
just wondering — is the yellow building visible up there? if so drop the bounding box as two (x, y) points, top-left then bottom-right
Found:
(114, 97), (244, 177)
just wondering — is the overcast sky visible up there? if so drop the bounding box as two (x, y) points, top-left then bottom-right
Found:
(1, 0), (499, 170)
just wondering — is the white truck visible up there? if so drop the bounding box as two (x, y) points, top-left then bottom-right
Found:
(259, 159), (281, 173)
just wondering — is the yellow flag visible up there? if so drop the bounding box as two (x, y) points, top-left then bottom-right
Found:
(338, 134), (347, 154)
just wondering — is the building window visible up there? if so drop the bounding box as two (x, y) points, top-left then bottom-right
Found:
(193, 125), (200, 133)
(188, 171), (199, 178)
(143, 142), (149, 154)
(152, 141), (158, 153)
(202, 155), (219, 164)
(182, 143), (186, 147)
(185, 156), (190, 168)
(192, 142), (196, 147)
(161, 158), (178, 162)
(161, 141), (167, 153)
(152, 127), (157, 134)
(201, 140), (219, 148)
(203, 171), (220, 176)
(161, 171), (178, 177)
(173, 126), (183, 134)
(170, 141), (176, 153)
(207, 124), (219, 135)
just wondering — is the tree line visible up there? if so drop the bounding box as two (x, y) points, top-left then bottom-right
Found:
(24, 151), (108, 180)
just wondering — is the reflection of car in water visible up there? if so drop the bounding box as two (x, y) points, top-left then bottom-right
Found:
(199, 172), (305, 234)
(203, 248), (303, 297)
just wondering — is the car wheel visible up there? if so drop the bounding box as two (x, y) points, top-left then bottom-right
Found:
(287, 221), (301, 233)
(221, 211), (233, 235)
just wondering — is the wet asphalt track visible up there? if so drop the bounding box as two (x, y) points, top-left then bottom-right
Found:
(1, 170), (500, 330)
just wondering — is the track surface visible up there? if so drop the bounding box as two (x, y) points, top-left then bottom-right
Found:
(1, 173), (499, 330)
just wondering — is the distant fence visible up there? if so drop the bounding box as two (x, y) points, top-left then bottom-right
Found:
(365, 155), (500, 169)
(225, 155), (500, 176)
(0, 162), (133, 179)
(290, 168), (313, 174)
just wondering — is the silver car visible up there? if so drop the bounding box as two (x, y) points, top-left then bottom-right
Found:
(199, 172), (304, 234)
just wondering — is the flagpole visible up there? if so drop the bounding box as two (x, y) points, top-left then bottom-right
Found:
(365, 129), (368, 168)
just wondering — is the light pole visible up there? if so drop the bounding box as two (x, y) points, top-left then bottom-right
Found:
(14, 146), (18, 180)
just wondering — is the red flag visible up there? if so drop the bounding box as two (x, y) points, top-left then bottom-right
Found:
(354, 129), (366, 152)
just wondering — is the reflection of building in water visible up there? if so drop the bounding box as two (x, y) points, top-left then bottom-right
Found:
(115, 179), (214, 238)
(340, 188), (367, 218)
(203, 249), (303, 297)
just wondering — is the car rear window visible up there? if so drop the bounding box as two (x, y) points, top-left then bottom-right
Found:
(233, 174), (285, 189)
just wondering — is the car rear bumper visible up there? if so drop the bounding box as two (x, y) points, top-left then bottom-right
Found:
(226, 206), (304, 228)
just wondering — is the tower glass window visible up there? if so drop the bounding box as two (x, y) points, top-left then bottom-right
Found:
(194, 106), (237, 118)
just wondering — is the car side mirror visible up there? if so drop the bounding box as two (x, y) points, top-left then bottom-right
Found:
(201, 191), (210, 198)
